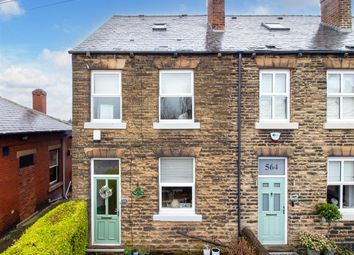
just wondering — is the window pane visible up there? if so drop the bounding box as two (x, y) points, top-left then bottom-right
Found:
(160, 158), (193, 183)
(343, 97), (354, 119)
(49, 166), (58, 183)
(328, 161), (341, 182)
(327, 185), (340, 207)
(161, 187), (192, 208)
(108, 179), (117, 215)
(275, 74), (286, 93)
(93, 97), (121, 120)
(343, 74), (354, 93)
(96, 179), (106, 214)
(94, 160), (119, 175)
(262, 193), (269, 211)
(274, 193), (280, 211)
(161, 73), (192, 94)
(328, 74), (340, 93)
(160, 97), (192, 120)
(50, 150), (58, 167)
(261, 74), (273, 93)
(94, 73), (120, 94)
(259, 159), (286, 176)
(274, 97), (287, 119)
(327, 97), (340, 119)
(343, 185), (354, 208)
(19, 154), (34, 168)
(344, 162), (354, 182)
(260, 97), (272, 119)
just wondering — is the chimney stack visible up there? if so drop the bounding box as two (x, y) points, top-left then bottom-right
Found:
(32, 89), (47, 114)
(208, 0), (225, 31)
(320, 0), (352, 32)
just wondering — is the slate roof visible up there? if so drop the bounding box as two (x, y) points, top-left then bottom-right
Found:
(70, 15), (354, 53)
(0, 97), (71, 135)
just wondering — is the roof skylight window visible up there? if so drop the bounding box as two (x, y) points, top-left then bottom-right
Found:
(152, 23), (167, 31)
(262, 22), (290, 31)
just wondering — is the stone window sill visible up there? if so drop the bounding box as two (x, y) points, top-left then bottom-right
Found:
(153, 213), (202, 222)
(153, 122), (200, 130)
(341, 211), (354, 221)
(255, 122), (299, 130)
(324, 122), (354, 129)
(84, 122), (127, 129)
(49, 182), (63, 192)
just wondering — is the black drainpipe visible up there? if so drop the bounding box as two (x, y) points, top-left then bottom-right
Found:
(237, 53), (242, 237)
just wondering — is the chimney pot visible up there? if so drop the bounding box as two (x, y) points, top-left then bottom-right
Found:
(208, 0), (225, 31)
(320, 0), (352, 32)
(32, 89), (47, 114)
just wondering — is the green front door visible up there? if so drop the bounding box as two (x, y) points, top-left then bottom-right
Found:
(94, 177), (120, 245)
(258, 177), (286, 244)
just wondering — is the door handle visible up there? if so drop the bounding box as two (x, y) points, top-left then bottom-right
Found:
(101, 216), (112, 219)
(266, 213), (277, 216)
(283, 206), (285, 214)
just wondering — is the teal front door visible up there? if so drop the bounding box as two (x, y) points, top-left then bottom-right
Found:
(94, 177), (120, 245)
(258, 177), (286, 244)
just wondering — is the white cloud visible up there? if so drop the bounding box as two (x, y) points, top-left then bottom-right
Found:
(40, 49), (71, 70)
(0, 51), (72, 121)
(0, 1), (24, 20)
(253, 5), (272, 15)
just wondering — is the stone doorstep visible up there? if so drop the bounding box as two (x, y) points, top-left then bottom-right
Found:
(86, 247), (124, 254)
(265, 245), (298, 253)
(269, 253), (299, 255)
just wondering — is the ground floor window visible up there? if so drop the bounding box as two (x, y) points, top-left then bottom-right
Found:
(49, 150), (59, 185)
(327, 158), (354, 210)
(159, 157), (195, 213)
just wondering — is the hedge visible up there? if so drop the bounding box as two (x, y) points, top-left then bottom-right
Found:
(3, 201), (88, 255)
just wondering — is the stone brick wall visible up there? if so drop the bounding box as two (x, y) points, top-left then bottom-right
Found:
(321, 0), (352, 31)
(240, 55), (354, 246)
(72, 54), (238, 250)
(72, 53), (354, 250)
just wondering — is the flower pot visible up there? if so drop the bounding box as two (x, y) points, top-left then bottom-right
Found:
(324, 249), (335, 255)
(203, 248), (211, 255)
(307, 249), (320, 255)
(133, 252), (139, 255)
(212, 248), (220, 255)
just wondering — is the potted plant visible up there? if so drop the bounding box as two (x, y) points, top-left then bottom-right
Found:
(132, 249), (139, 255)
(211, 248), (220, 255)
(203, 245), (211, 255)
(315, 203), (342, 223)
(299, 231), (326, 255)
(323, 239), (337, 255)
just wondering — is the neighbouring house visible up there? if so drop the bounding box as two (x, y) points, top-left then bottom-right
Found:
(0, 90), (72, 236)
(69, 0), (354, 252)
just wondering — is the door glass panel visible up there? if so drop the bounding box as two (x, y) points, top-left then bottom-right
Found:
(262, 194), (269, 211)
(344, 162), (354, 182)
(327, 185), (340, 207)
(96, 179), (106, 215)
(343, 185), (354, 208)
(328, 161), (341, 182)
(94, 160), (120, 175)
(274, 193), (281, 211)
(263, 183), (269, 187)
(274, 183), (280, 187)
(259, 159), (286, 176)
(108, 179), (117, 215)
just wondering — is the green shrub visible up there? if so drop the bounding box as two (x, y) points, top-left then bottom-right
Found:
(3, 201), (88, 255)
(337, 247), (354, 255)
(315, 203), (342, 223)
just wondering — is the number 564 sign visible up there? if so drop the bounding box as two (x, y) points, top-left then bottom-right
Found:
(259, 159), (286, 176)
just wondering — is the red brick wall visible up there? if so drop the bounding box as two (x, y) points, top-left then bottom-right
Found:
(208, 0), (225, 30)
(0, 132), (72, 236)
(321, 0), (352, 30)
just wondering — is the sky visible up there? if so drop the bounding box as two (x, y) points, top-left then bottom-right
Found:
(0, 0), (353, 120)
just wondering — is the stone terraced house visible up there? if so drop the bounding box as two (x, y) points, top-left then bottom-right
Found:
(69, 0), (354, 252)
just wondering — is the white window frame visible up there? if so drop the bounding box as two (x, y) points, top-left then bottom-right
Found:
(327, 157), (354, 220)
(49, 149), (59, 186)
(325, 70), (354, 129)
(153, 70), (200, 129)
(153, 157), (202, 221)
(259, 70), (290, 122)
(159, 70), (194, 123)
(90, 158), (121, 246)
(256, 70), (298, 130)
(85, 71), (126, 128)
